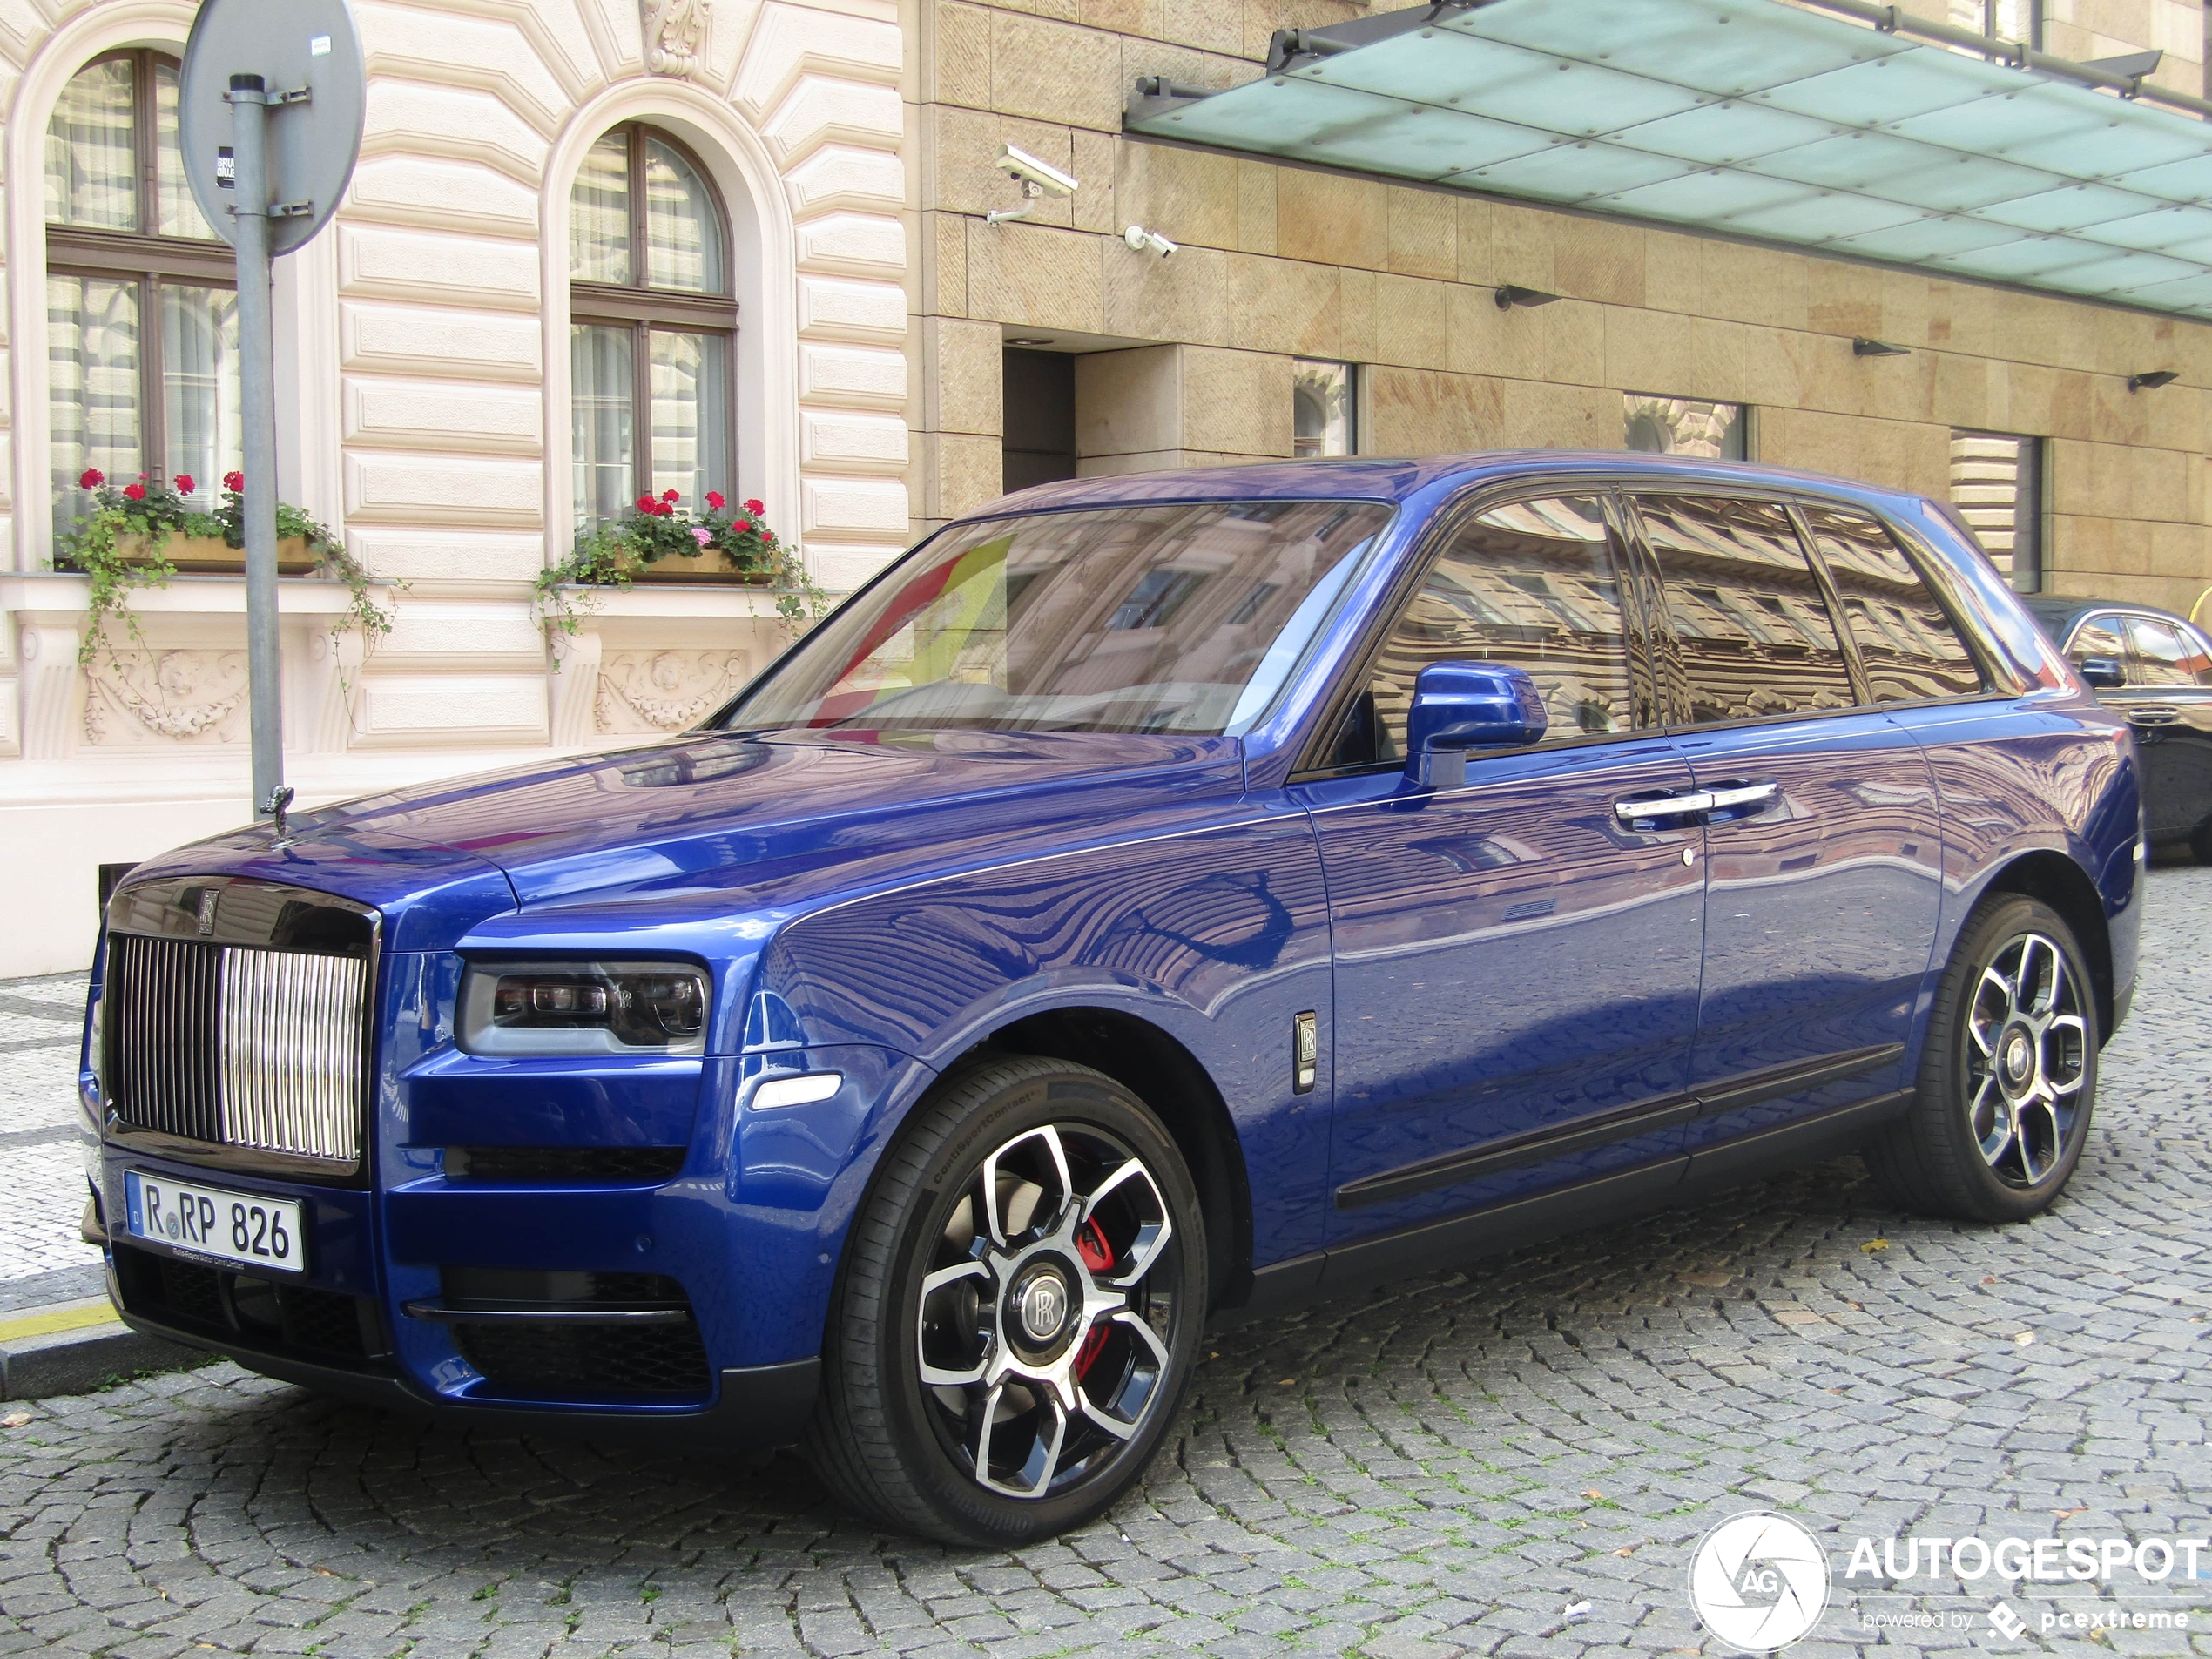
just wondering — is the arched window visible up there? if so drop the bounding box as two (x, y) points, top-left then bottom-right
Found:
(45, 50), (239, 537)
(570, 125), (737, 529)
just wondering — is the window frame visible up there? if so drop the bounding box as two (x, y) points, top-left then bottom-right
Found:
(1615, 489), (1865, 730)
(568, 121), (740, 519)
(45, 47), (235, 517)
(1291, 480), (1667, 780)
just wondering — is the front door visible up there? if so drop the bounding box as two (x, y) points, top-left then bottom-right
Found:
(1293, 493), (1706, 1247)
(1626, 493), (1943, 1151)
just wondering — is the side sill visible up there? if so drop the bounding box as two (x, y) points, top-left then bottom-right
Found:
(1227, 1088), (1918, 1325)
(1334, 1042), (1904, 1211)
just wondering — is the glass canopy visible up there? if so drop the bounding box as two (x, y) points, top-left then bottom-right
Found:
(1124, 0), (2212, 318)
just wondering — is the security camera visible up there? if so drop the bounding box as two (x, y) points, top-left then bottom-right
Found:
(986, 145), (1079, 225)
(1123, 224), (1178, 258)
(999, 145), (1077, 198)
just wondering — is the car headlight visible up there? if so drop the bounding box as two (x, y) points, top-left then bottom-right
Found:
(458, 961), (709, 1056)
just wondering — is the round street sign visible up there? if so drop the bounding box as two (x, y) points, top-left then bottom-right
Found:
(179, 0), (365, 256)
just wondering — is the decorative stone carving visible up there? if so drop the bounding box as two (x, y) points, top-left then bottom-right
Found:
(85, 651), (248, 745)
(597, 649), (745, 733)
(644, 0), (711, 77)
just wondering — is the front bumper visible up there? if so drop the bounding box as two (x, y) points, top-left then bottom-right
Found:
(108, 1247), (818, 1448)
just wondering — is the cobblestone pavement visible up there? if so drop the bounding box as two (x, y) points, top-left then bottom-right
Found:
(0, 973), (104, 1312)
(1, 869), (2207, 1657)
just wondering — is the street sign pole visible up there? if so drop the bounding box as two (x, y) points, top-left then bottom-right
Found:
(179, 0), (365, 827)
(226, 73), (283, 818)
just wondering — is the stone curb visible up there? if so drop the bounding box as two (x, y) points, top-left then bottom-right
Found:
(0, 1297), (215, 1399)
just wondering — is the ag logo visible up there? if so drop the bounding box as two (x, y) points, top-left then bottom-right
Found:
(1687, 1511), (1831, 1652)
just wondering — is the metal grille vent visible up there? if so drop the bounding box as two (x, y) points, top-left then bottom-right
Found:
(108, 934), (369, 1164)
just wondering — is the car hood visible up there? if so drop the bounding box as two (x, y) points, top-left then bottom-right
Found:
(136, 730), (1246, 949)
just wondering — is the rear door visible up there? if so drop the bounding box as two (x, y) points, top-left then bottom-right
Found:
(1624, 493), (1944, 1152)
(2116, 614), (2212, 846)
(1293, 491), (1705, 1245)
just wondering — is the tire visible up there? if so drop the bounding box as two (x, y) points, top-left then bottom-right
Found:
(1864, 894), (2099, 1223)
(805, 1055), (1207, 1545)
(2189, 819), (2212, 866)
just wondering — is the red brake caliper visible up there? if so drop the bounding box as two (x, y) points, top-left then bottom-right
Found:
(1073, 1218), (1113, 1379)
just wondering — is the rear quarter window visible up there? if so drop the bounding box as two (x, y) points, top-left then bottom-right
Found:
(1802, 504), (1988, 702)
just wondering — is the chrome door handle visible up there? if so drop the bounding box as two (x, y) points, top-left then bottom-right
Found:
(1615, 792), (1715, 824)
(1704, 782), (1779, 811)
(2127, 706), (2181, 727)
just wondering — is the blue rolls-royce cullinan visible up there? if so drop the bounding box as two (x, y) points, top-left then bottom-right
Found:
(83, 454), (2141, 1544)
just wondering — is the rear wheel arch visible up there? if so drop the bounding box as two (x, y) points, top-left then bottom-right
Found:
(1979, 851), (2114, 1044)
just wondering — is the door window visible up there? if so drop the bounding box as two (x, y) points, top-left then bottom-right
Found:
(2124, 616), (2212, 688)
(1356, 496), (1637, 763)
(2066, 615), (2128, 678)
(1801, 504), (1985, 702)
(1635, 496), (1856, 724)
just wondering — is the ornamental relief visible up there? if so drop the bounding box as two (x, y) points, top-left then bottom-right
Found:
(644, 0), (711, 77)
(84, 651), (248, 745)
(597, 649), (747, 733)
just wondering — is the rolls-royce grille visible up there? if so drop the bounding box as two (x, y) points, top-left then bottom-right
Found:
(107, 933), (369, 1164)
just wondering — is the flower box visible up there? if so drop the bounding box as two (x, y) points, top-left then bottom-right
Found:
(117, 532), (317, 576)
(624, 547), (773, 584)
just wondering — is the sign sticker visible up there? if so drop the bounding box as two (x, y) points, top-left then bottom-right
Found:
(309, 34), (331, 55)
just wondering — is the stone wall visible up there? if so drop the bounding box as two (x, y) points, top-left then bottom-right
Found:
(908, 0), (2212, 621)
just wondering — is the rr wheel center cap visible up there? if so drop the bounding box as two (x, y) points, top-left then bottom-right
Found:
(2002, 1028), (2034, 1089)
(1011, 1265), (1073, 1345)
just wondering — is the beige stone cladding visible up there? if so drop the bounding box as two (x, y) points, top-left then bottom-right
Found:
(0, 0), (909, 974)
(907, 0), (2212, 626)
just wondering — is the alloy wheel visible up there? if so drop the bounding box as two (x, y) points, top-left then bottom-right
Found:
(1964, 930), (2088, 1189)
(914, 1122), (1181, 1500)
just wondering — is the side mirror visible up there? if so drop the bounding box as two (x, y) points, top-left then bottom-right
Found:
(2076, 656), (2126, 690)
(1405, 661), (1547, 787)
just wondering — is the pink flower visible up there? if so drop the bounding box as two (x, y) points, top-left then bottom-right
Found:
(173, 474), (194, 495)
(122, 483), (146, 501)
(78, 469), (103, 489)
(705, 491), (725, 512)
(744, 498), (765, 516)
(691, 526), (712, 547)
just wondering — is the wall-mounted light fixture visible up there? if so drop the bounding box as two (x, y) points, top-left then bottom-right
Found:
(2128, 369), (2179, 393)
(1494, 286), (1558, 310)
(1006, 336), (1056, 347)
(1853, 338), (1911, 357)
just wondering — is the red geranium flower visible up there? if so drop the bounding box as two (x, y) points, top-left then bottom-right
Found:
(705, 490), (725, 511)
(78, 469), (104, 489)
(744, 498), (765, 516)
(636, 496), (656, 512)
(122, 483), (146, 501)
(661, 488), (680, 504)
(734, 519), (752, 535)
(173, 474), (194, 495)
(223, 471), (245, 492)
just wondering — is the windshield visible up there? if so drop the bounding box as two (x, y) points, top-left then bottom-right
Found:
(716, 500), (1390, 736)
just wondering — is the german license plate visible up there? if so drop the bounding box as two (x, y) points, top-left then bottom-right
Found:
(123, 1170), (304, 1274)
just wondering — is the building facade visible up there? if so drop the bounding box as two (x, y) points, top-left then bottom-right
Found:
(1, 0), (2208, 974)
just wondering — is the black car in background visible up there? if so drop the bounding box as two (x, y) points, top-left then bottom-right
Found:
(2023, 597), (2212, 860)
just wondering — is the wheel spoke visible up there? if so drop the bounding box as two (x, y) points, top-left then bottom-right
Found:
(2018, 1096), (2062, 1184)
(916, 1260), (991, 1387)
(2033, 942), (2065, 1018)
(976, 1386), (1068, 1498)
(1082, 1158), (1175, 1286)
(1076, 1311), (1173, 1441)
(980, 1124), (1073, 1245)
